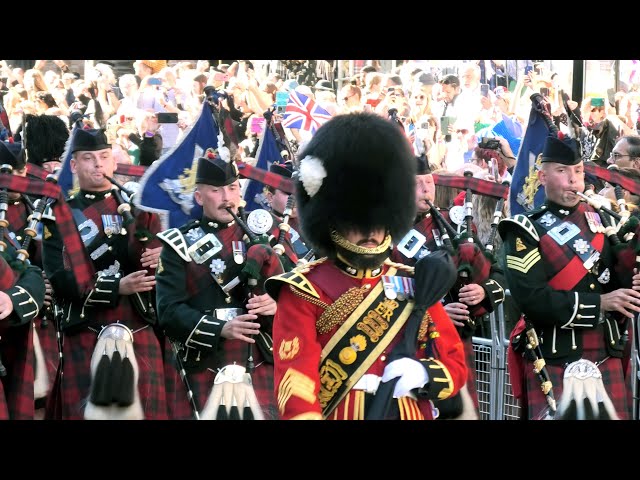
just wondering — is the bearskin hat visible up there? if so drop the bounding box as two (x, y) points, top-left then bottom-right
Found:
(295, 112), (416, 258)
(23, 114), (69, 167)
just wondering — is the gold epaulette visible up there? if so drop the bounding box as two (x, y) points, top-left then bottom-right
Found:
(269, 270), (320, 299)
(157, 228), (190, 262)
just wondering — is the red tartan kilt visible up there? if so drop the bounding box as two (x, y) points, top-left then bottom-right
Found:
(463, 337), (479, 410)
(34, 317), (60, 397)
(56, 324), (168, 420)
(0, 322), (34, 419)
(165, 339), (277, 420)
(523, 326), (630, 420)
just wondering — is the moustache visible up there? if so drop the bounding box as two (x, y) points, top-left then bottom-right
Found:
(357, 238), (379, 246)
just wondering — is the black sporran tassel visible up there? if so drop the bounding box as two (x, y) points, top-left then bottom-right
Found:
(242, 405), (255, 421)
(109, 350), (123, 403)
(117, 355), (135, 407)
(229, 405), (241, 420)
(90, 353), (113, 406)
(216, 403), (229, 420)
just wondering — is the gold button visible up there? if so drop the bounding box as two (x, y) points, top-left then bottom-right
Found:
(16, 236), (22, 241)
(590, 284), (595, 290)
(380, 355), (387, 362)
(195, 329), (200, 334)
(579, 304), (584, 309)
(108, 246), (113, 251)
(572, 345), (577, 350)
(611, 341), (615, 345)
(80, 313), (85, 319)
(576, 314), (582, 319)
(364, 284), (371, 289)
(225, 297), (231, 304)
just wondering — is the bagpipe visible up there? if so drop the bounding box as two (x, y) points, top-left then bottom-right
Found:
(430, 171), (510, 323)
(365, 250), (457, 419)
(174, 206), (285, 420)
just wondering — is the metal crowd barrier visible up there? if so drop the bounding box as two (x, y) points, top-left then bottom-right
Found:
(472, 289), (522, 420)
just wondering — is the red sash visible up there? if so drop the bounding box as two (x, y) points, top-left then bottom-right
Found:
(548, 233), (604, 291)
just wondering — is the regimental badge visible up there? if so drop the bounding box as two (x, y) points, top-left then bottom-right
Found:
(540, 212), (556, 227)
(43, 225), (52, 240)
(156, 257), (164, 274)
(573, 238), (590, 255)
(210, 259), (226, 276)
(597, 267), (610, 284)
(515, 237), (526, 252)
(585, 211), (604, 234)
(232, 241), (245, 264)
(102, 214), (124, 236)
(186, 227), (204, 243)
(279, 337), (300, 361)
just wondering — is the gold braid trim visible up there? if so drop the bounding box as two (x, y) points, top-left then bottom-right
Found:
(383, 258), (415, 275)
(288, 285), (330, 310)
(293, 257), (328, 274)
(330, 230), (392, 255)
(316, 285), (370, 334)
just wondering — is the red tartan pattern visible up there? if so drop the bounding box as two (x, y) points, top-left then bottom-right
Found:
(0, 174), (95, 292)
(433, 173), (509, 199)
(522, 324), (630, 420)
(55, 324), (167, 420)
(538, 203), (601, 279)
(237, 162), (295, 194)
(0, 322), (35, 419)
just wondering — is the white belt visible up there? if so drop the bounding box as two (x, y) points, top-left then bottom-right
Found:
(352, 374), (382, 394)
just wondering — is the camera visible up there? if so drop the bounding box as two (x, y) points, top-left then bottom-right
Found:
(479, 137), (501, 150)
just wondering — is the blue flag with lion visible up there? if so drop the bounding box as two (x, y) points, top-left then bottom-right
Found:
(509, 98), (552, 215)
(135, 102), (220, 229)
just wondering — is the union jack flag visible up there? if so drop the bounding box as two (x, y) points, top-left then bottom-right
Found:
(281, 91), (332, 133)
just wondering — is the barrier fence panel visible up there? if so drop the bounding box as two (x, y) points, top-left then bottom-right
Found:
(472, 291), (522, 420)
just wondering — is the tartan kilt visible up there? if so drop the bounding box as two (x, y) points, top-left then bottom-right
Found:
(165, 339), (277, 420)
(55, 323), (168, 420)
(34, 316), (60, 398)
(0, 322), (35, 419)
(523, 325), (630, 420)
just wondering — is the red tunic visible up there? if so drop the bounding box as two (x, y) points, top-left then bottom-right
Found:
(271, 261), (467, 420)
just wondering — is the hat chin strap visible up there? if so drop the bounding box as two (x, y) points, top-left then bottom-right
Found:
(330, 229), (392, 255)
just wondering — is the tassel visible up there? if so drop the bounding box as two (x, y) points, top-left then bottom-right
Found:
(216, 401), (228, 420)
(117, 356), (135, 407)
(90, 353), (112, 406)
(109, 350), (123, 403)
(242, 406), (255, 421)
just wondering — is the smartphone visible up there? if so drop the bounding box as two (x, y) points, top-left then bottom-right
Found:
(540, 87), (550, 97)
(524, 65), (533, 76)
(440, 116), (455, 135)
(480, 83), (490, 97)
(156, 112), (178, 124)
(275, 91), (290, 107)
(147, 77), (162, 86)
(250, 116), (266, 135)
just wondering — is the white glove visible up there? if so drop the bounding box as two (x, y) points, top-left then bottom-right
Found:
(381, 357), (429, 398)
